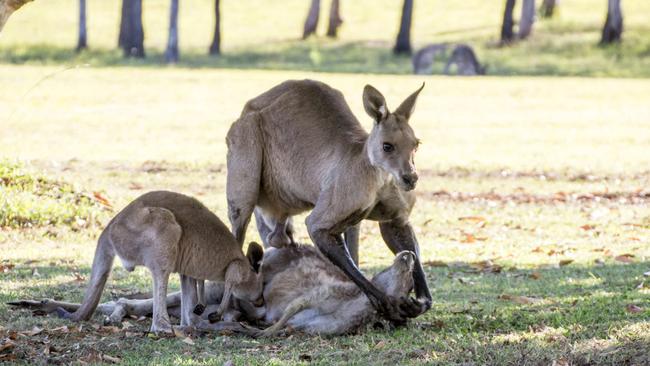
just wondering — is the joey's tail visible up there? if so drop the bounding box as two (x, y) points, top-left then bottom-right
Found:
(61, 229), (115, 321)
(260, 295), (310, 337)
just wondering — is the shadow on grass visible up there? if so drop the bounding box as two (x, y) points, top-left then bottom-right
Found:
(2, 31), (650, 78)
(1, 259), (648, 364)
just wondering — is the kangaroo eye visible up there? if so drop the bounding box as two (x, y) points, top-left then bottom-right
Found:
(383, 143), (394, 153)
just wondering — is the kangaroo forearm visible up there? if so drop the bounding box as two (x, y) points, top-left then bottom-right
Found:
(379, 221), (431, 301)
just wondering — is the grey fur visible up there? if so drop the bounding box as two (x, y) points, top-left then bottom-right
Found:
(225, 80), (432, 323)
(57, 191), (264, 333)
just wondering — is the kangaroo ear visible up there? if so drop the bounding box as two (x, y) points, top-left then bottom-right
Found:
(246, 242), (264, 273)
(363, 84), (388, 123)
(394, 83), (425, 121)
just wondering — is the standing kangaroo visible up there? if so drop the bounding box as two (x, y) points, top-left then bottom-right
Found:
(57, 191), (264, 333)
(226, 80), (431, 323)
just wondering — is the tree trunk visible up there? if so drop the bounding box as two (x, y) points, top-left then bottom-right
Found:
(164, 0), (179, 63)
(209, 0), (221, 55)
(118, 0), (145, 58)
(500, 0), (516, 44)
(0, 0), (34, 33)
(601, 0), (623, 44)
(302, 0), (320, 39)
(518, 0), (535, 39)
(539, 0), (556, 18)
(326, 0), (342, 38)
(393, 0), (414, 55)
(76, 0), (87, 51)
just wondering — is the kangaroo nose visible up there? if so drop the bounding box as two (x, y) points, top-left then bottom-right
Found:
(401, 173), (418, 189)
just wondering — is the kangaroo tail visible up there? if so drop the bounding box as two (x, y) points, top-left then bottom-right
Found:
(260, 295), (310, 337)
(60, 229), (115, 321)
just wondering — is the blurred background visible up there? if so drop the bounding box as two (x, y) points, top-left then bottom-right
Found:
(1, 0), (649, 76)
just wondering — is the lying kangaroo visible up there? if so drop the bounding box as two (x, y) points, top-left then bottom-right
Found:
(57, 190), (264, 333)
(226, 79), (432, 323)
(258, 245), (415, 336)
(10, 245), (415, 336)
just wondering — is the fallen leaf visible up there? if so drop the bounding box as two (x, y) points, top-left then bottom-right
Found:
(93, 192), (113, 208)
(470, 260), (503, 273)
(615, 254), (635, 263)
(580, 224), (595, 231)
(559, 259), (574, 266)
(423, 260), (447, 267)
(101, 326), (120, 333)
(594, 258), (605, 266)
(626, 304), (643, 313)
(459, 216), (486, 223)
(374, 340), (386, 349)
(0, 340), (15, 353)
(532, 247), (544, 253)
(529, 271), (541, 280)
(50, 325), (69, 333)
(628, 237), (641, 242)
(0, 354), (16, 362)
(73, 272), (86, 282)
(461, 233), (476, 244)
(102, 354), (121, 364)
(182, 337), (195, 345)
(499, 294), (542, 305)
(0, 263), (15, 273)
(23, 326), (43, 336)
(552, 357), (569, 366)
(129, 182), (144, 190)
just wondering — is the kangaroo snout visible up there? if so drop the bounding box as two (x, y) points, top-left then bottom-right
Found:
(401, 172), (418, 190)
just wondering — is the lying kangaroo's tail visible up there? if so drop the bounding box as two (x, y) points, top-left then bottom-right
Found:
(59, 229), (115, 321)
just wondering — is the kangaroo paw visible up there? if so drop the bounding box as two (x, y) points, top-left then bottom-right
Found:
(207, 311), (222, 323)
(193, 303), (206, 316)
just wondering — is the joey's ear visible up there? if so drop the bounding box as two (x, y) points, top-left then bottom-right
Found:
(363, 84), (388, 123)
(394, 83), (424, 121)
(246, 242), (264, 273)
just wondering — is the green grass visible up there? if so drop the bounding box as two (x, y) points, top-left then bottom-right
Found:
(0, 66), (649, 364)
(1, 0), (650, 76)
(0, 160), (108, 229)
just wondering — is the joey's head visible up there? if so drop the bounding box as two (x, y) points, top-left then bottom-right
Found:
(371, 251), (415, 298)
(232, 242), (265, 306)
(363, 83), (424, 191)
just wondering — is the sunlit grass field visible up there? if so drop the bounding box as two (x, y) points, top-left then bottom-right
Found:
(1, 0), (650, 76)
(1, 0), (650, 364)
(0, 66), (649, 364)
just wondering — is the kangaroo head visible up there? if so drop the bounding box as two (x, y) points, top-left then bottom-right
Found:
(371, 251), (415, 298)
(363, 84), (424, 191)
(231, 242), (264, 305)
